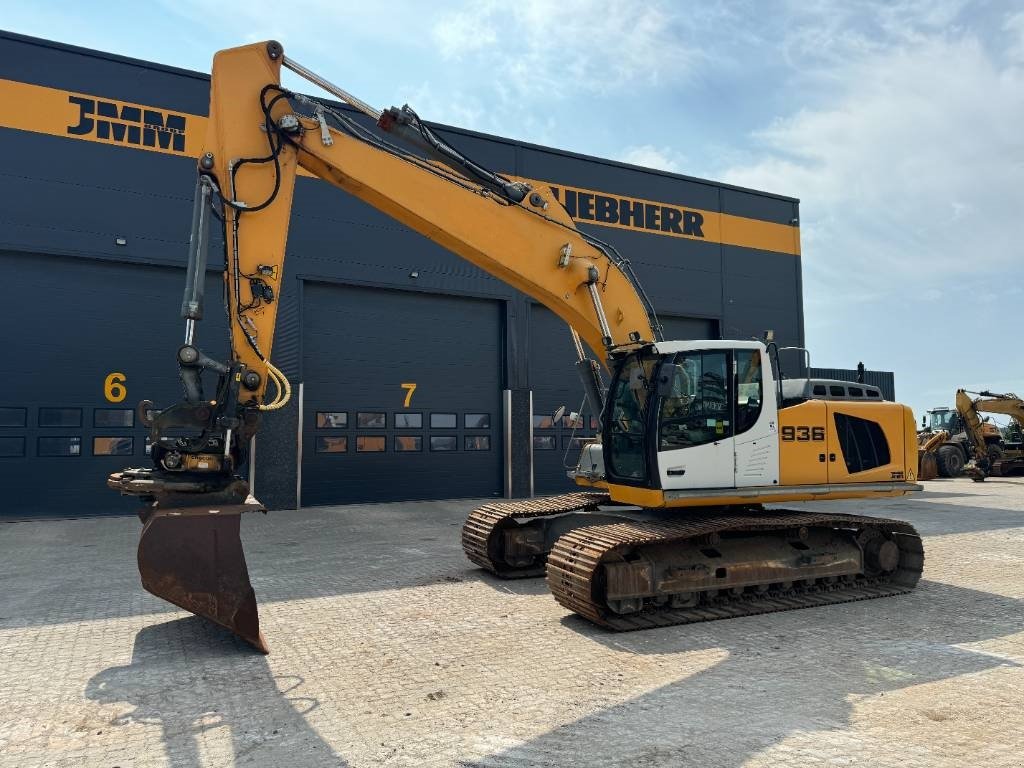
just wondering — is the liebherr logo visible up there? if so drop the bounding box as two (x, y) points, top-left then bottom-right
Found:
(66, 95), (187, 152)
(550, 185), (705, 238)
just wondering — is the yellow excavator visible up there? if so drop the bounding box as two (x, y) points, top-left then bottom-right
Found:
(955, 389), (1024, 481)
(109, 41), (923, 652)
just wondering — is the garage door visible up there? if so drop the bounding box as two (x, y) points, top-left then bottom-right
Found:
(529, 307), (718, 495)
(302, 283), (503, 505)
(1, 251), (228, 516)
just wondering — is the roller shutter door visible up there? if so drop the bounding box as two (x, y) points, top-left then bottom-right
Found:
(529, 306), (717, 495)
(1, 251), (228, 516)
(302, 283), (503, 505)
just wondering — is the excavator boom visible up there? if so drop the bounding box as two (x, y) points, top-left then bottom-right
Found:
(112, 41), (661, 651)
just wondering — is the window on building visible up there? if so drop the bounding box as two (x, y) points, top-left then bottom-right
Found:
(464, 413), (490, 429)
(93, 437), (134, 456)
(0, 437), (25, 458)
(357, 412), (386, 428)
(95, 409), (134, 428)
(465, 435), (490, 451)
(395, 436), (422, 452)
(0, 407), (27, 428)
(395, 413), (422, 428)
(430, 436), (457, 451)
(38, 436), (81, 457)
(316, 436), (348, 453)
(430, 413), (457, 429)
(39, 408), (82, 428)
(317, 412), (348, 428)
(532, 414), (555, 429)
(356, 436), (386, 452)
(533, 436), (556, 450)
(561, 413), (585, 429)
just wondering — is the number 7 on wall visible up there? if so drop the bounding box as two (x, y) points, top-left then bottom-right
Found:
(400, 382), (417, 408)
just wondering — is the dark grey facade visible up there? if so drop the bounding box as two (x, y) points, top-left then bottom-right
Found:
(0, 31), (806, 515)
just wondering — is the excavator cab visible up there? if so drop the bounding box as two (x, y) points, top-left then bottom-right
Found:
(583, 341), (779, 494)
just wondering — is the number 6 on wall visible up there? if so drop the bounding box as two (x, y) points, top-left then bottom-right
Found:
(104, 372), (127, 403)
(400, 382), (417, 408)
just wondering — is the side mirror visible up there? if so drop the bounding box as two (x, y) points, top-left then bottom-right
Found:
(921, 415), (926, 428)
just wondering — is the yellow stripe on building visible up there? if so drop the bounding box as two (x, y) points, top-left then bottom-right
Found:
(0, 78), (799, 256)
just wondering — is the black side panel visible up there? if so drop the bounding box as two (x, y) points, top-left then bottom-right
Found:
(301, 282), (503, 505)
(2, 251), (228, 516)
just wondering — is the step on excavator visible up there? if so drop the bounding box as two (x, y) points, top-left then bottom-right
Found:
(109, 41), (924, 652)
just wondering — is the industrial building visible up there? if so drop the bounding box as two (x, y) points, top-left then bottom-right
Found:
(1, 30), (815, 515)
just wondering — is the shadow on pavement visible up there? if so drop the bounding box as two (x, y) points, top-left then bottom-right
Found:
(86, 617), (347, 767)
(467, 580), (1022, 767)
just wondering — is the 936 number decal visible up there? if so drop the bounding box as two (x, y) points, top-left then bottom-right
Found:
(781, 425), (825, 442)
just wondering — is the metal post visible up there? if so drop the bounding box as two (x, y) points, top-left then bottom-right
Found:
(296, 381), (304, 510)
(528, 390), (535, 498)
(503, 389), (512, 499)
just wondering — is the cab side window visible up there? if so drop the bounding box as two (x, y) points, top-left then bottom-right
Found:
(735, 350), (763, 435)
(659, 351), (730, 450)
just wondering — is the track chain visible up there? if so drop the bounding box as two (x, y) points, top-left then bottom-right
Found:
(462, 492), (611, 578)
(546, 510), (924, 630)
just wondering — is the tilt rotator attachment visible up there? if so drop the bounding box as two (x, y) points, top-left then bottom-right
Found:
(108, 176), (270, 653)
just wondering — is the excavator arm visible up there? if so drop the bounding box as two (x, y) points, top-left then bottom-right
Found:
(956, 389), (1024, 479)
(110, 41), (660, 652)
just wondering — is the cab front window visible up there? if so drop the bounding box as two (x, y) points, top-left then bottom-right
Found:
(606, 354), (656, 481)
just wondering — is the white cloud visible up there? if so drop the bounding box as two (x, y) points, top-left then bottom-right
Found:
(430, 1), (720, 97)
(719, 9), (1024, 414)
(1006, 11), (1024, 62)
(618, 145), (686, 173)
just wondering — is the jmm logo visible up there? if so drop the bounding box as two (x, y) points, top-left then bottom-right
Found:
(551, 186), (704, 237)
(66, 96), (187, 152)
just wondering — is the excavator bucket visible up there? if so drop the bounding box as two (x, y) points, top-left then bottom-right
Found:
(137, 500), (268, 653)
(112, 470), (269, 653)
(916, 429), (948, 482)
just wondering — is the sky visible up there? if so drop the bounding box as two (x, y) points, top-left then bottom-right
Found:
(4, 0), (1023, 421)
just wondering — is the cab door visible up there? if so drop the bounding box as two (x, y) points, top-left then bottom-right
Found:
(656, 350), (734, 490)
(733, 348), (781, 487)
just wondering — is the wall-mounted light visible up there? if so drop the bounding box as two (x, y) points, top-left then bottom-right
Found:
(409, 270), (419, 279)
(115, 237), (127, 246)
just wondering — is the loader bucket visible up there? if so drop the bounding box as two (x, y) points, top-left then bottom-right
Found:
(137, 495), (269, 653)
(918, 451), (939, 481)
